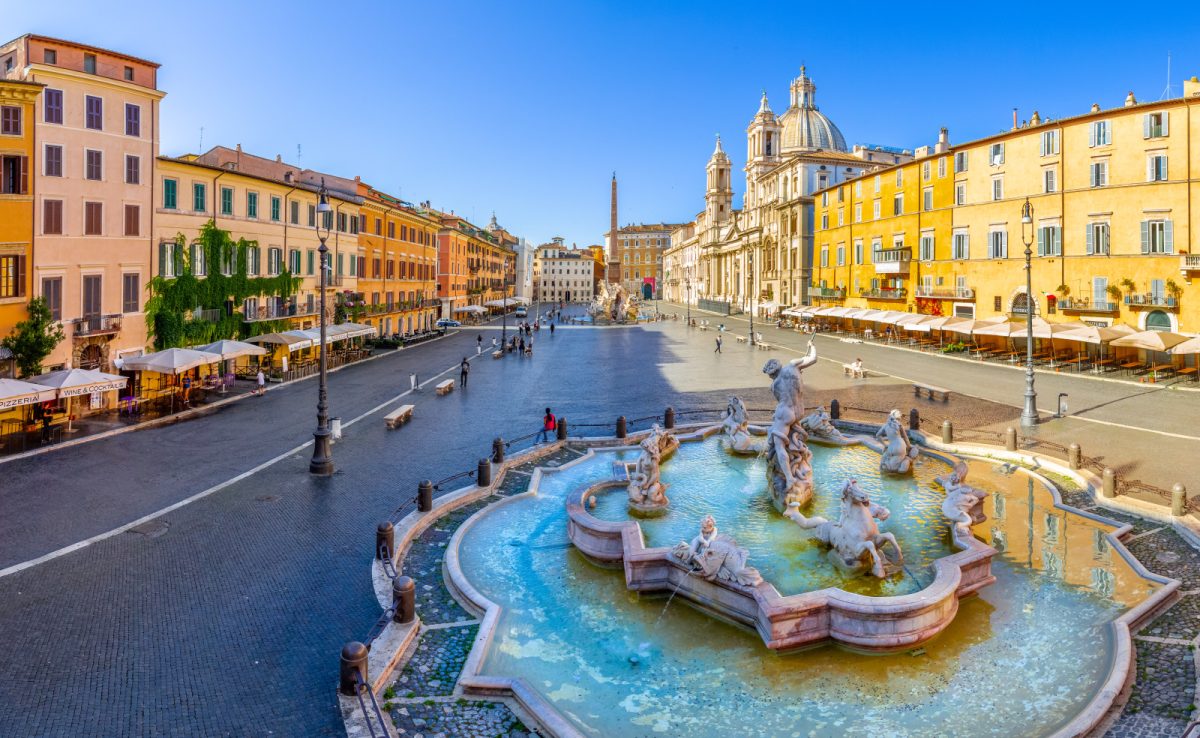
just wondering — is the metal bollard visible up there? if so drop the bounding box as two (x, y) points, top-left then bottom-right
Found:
(492, 437), (505, 464)
(829, 399), (840, 420)
(616, 415), (627, 439)
(908, 408), (920, 431)
(1005, 427), (1017, 452)
(1172, 484), (1188, 517)
(339, 641), (369, 696)
(417, 480), (433, 512)
(941, 420), (953, 445)
(664, 407), (675, 429)
(1068, 443), (1081, 470)
(556, 417), (567, 440)
(392, 576), (415, 623)
(1102, 468), (1116, 498)
(477, 458), (492, 487)
(375, 521), (394, 560)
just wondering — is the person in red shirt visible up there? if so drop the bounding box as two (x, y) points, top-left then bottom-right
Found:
(537, 407), (556, 443)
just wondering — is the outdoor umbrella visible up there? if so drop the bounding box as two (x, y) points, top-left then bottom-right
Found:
(903, 315), (948, 332)
(28, 368), (128, 433)
(1109, 330), (1191, 352)
(196, 340), (268, 360)
(244, 332), (314, 352)
(1056, 323), (1138, 372)
(0, 378), (57, 410)
(942, 316), (1009, 336)
(121, 348), (222, 374)
(1168, 336), (1200, 355)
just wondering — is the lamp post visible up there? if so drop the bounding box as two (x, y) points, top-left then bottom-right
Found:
(1019, 197), (1039, 428)
(747, 248), (755, 346)
(685, 272), (692, 325)
(310, 179), (335, 475)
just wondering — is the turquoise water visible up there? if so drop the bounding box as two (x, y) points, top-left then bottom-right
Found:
(458, 439), (1160, 737)
(591, 440), (952, 596)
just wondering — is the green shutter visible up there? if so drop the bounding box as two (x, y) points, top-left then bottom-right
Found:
(159, 242), (168, 276)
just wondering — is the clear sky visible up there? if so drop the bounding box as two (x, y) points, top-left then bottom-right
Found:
(7, 1), (1200, 246)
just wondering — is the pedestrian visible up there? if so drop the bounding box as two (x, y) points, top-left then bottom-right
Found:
(537, 407), (556, 443)
(410, 372), (418, 391)
(460, 357), (470, 388)
(550, 322), (555, 335)
(714, 334), (723, 353)
(477, 334), (482, 351)
(519, 336), (526, 355)
(256, 367), (266, 396)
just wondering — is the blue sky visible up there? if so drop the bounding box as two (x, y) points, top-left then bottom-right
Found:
(7, 1), (1200, 246)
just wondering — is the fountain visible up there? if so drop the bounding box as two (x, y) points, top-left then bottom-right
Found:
(719, 396), (760, 454)
(762, 342), (819, 513)
(626, 424), (678, 515)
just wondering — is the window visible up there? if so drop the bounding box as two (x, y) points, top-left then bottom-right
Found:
(1043, 168), (1057, 193)
(43, 89), (62, 124)
(1, 154), (29, 197)
(270, 195), (281, 221)
(85, 95), (102, 130)
(193, 183), (207, 212)
(247, 246), (260, 276)
(820, 192), (828, 207)
(874, 175), (881, 193)
(919, 234), (934, 261)
(895, 169), (903, 186)
(0, 255), (25, 298)
(289, 249), (301, 274)
(125, 154), (139, 185)
(158, 242), (180, 277)
(1036, 225), (1061, 256)
(162, 178), (177, 209)
(988, 230), (1008, 259)
(123, 204), (139, 236)
(43, 48), (57, 64)
(85, 149), (102, 180)
(84, 201), (102, 235)
(854, 241), (863, 264)
(954, 151), (968, 173)
(1147, 155), (1168, 182)
(1144, 111), (1168, 138)
(268, 247), (282, 275)
(1092, 277), (1108, 308)
(820, 213), (828, 230)
(854, 181), (862, 197)
(1040, 130), (1059, 156)
(247, 192), (258, 218)
(42, 277), (62, 320)
(923, 187), (933, 211)
(938, 157), (947, 177)
(1086, 222), (1110, 255)
(124, 66), (134, 82)
(83, 53), (96, 74)
(190, 242), (206, 276)
(1089, 120), (1111, 147)
(922, 161), (930, 180)
(989, 143), (1005, 166)
(374, 217), (382, 236)
(308, 250), (316, 276)
(955, 182), (966, 205)
(873, 200), (881, 219)
(337, 212), (347, 232)
(819, 247), (828, 268)
(290, 200), (299, 224)
(44, 145), (62, 177)
(854, 203), (862, 222)
(43, 199), (63, 234)
(837, 209), (843, 227)
(220, 187), (233, 215)
(122, 273), (140, 313)
(892, 193), (903, 215)
(350, 215), (359, 234)
(124, 104), (140, 137)
(992, 177), (1003, 201)
(836, 244), (845, 266)
(952, 232), (970, 260)
(0, 105), (20, 135)
(1141, 219), (1173, 254)
(307, 204), (315, 227)
(1089, 161), (1108, 187)
(387, 222), (395, 239)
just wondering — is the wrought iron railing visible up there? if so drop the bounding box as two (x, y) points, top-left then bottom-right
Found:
(72, 314), (122, 336)
(915, 285), (973, 299)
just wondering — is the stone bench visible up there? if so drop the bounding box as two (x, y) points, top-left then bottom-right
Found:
(384, 404), (414, 429)
(757, 342), (773, 351)
(435, 380), (455, 396)
(913, 383), (951, 401)
(735, 334), (748, 343)
(492, 350), (504, 359)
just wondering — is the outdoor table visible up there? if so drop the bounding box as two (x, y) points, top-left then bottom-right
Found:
(1119, 361), (1143, 373)
(1176, 367), (1198, 381)
(1149, 363), (1174, 381)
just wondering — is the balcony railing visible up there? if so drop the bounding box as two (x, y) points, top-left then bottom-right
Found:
(915, 285), (974, 300)
(1181, 254), (1200, 271)
(188, 308), (224, 323)
(1058, 297), (1118, 314)
(243, 302), (320, 322)
(72, 314), (122, 338)
(873, 249), (911, 274)
(809, 287), (846, 299)
(860, 288), (907, 300)
(1125, 293), (1179, 309)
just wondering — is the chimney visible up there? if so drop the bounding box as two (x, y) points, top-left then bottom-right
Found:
(1090, 103), (1101, 112)
(1011, 108), (1018, 130)
(276, 154), (282, 163)
(934, 127), (950, 154)
(1186, 76), (1200, 98)
(1124, 91), (1137, 107)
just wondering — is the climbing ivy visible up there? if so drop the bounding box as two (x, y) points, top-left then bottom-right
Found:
(145, 220), (301, 350)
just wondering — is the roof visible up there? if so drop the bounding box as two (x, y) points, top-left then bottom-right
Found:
(618, 223), (685, 234)
(4, 34), (160, 68)
(157, 154), (359, 203)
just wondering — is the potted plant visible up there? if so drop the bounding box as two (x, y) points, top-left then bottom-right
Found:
(1165, 279), (1182, 307)
(1105, 284), (1122, 307)
(1120, 278), (1136, 304)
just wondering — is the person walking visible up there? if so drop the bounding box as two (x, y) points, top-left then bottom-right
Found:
(519, 336), (526, 355)
(714, 334), (723, 353)
(549, 322), (555, 335)
(477, 333), (482, 352)
(536, 407), (556, 443)
(256, 368), (266, 396)
(460, 357), (470, 388)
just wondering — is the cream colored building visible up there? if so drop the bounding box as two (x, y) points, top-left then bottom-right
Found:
(535, 239), (596, 304)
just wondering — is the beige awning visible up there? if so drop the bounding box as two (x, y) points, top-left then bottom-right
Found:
(28, 368), (128, 398)
(1051, 324), (1137, 344)
(195, 340), (269, 360)
(0, 378), (57, 409)
(1110, 330), (1192, 352)
(121, 348), (222, 374)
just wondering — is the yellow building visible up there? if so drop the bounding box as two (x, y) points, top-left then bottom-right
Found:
(357, 184), (439, 336)
(815, 80), (1200, 332)
(0, 78), (42, 375)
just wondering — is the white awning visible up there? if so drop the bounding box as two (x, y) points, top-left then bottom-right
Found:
(121, 348), (222, 374)
(0, 378), (57, 409)
(28, 368), (128, 398)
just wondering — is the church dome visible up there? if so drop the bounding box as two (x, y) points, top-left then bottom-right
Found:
(778, 67), (847, 153)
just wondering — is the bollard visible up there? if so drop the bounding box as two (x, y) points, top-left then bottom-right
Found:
(1172, 484), (1188, 517)
(908, 408), (920, 431)
(829, 399), (840, 420)
(1102, 468), (1116, 498)
(477, 458), (492, 487)
(557, 416), (567, 440)
(1005, 427), (1017, 452)
(339, 641), (369, 696)
(392, 576), (415, 623)
(616, 415), (627, 439)
(375, 521), (394, 560)
(664, 407), (675, 429)
(492, 437), (505, 464)
(417, 480), (433, 512)
(941, 419), (953, 445)
(1068, 443), (1081, 471)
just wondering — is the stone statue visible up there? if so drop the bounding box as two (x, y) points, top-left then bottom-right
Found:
(611, 284), (628, 321)
(763, 340), (819, 513)
(627, 424), (679, 513)
(786, 479), (902, 579)
(937, 459), (989, 546)
(589, 282), (613, 321)
(800, 407), (850, 444)
(672, 515), (763, 587)
(876, 409), (919, 475)
(721, 396), (760, 454)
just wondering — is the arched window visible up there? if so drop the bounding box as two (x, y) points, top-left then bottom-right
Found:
(1145, 309), (1172, 331)
(1011, 292), (1038, 316)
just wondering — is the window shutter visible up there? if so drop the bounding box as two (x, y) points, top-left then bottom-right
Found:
(1088, 124), (1095, 148)
(1085, 225), (1094, 255)
(1147, 157), (1153, 182)
(1002, 230), (1009, 258)
(1140, 221), (1149, 253)
(1165, 220), (1174, 253)
(19, 155), (28, 194)
(1054, 227), (1061, 256)
(1162, 112), (1169, 136)
(1037, 228), (1045, 256)
(1143, 114), (1151, 139)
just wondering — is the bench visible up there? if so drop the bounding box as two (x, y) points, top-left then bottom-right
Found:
(492, 350), (504, 359)
(435, 380), (455, 396)
(913, 383), (951, 401)
(735, 334), (748, 343)
(843, 364), (865, 378)
(757, 341), (773, 351)
(384, 404), (414, 429)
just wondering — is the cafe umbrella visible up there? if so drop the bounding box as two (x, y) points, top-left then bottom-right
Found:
(28, 368), (127, 433)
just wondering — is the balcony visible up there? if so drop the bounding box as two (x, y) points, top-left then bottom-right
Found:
(809, 286), (846, 301)
(72, 314), (122, 338)
(187, 308), (224, 323)
(1059, 297), (1119, 314)
(915, 285), (974, 300)
(1181, 254), (1200, 273)
(860, 288), (907, 301)
(1125, 293), (1179, 311)
(243, 302), (320, 323)
(873, 249), (911, 275)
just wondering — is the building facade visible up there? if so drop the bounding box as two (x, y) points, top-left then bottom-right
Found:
(2, 35), (164, 372)
(438, 215), (514, 316)
(535, 239), (596, 304)
(357, 184), (439, 336)
(614, 223), (679, 298)
(0, 77), (42, 374)
(813, 79), (1200, 333)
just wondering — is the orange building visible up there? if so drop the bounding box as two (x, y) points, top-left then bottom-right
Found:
(0, 78), (42, 375)
(436, 213), (469, 317)
(356, 184), (439, 335)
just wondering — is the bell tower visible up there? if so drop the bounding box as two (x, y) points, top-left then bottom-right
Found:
(706, 135), (733, 225)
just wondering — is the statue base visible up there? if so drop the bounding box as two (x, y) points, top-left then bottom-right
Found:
(628, 501), (670, 518)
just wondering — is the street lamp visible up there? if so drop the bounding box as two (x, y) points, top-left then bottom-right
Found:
(310, 179), (335, 475)
(1019, 197), (1039, 428)
(747, 248), (756, 346)
(685, 273), (692, 325)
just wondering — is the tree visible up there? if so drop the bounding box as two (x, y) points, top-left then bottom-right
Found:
(2, 297), (65, 378)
